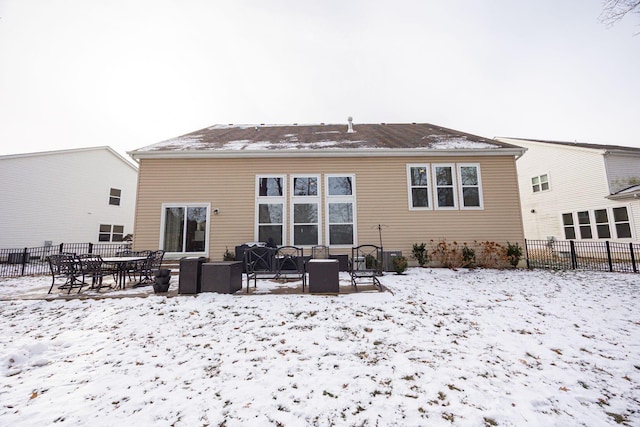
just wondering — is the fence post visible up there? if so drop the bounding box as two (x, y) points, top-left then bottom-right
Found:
(88, 243), (93, 254)
(631, 243), (637, 273)
(59, 243), (64, 254)
(605, 241), (613, 272)
(525, 239), (531, 269)
(21, 247), (28, 275)
(570, 240), (577, 269)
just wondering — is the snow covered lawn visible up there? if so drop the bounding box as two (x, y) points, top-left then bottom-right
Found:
(0, 268), (638, 426)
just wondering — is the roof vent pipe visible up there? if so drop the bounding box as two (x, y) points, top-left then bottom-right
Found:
(347, 116), (354, 133)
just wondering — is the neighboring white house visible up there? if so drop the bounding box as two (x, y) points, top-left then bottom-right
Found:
(0, 146), (138, 249)
(496, 137), (640, 242)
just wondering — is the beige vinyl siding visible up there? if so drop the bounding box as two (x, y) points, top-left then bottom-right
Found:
(133, 155), (524, 260)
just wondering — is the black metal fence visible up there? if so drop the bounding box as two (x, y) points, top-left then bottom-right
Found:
(0, 242), (133, 278)
(525, 239), (639, 273)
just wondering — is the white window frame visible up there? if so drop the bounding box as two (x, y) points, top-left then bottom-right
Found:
(457, 163), (484, 210)
(159, 203), (210, 257)
(593, 208), (611, 239)
(612, 206), (633, 239)
(290, 174), (321, 247)
(561, 212), (576, 240)
(255, 175), (286, 245)
(108, 188), (122, 206)
(406, 164), (432, 210)
(432, 164), (458, 210)
(99, 224), (124, 242)
(531, 173), (550, 193)
(576, 210), (593, 239)
(561, 206), (634, 241)
(325, 174), (357, 247)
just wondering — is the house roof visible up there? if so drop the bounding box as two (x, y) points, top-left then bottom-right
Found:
(607, 184), (640, 200)
(129, 122), (525, 159)
(497, 137), (640, 155)
(0, 146), (139, 172)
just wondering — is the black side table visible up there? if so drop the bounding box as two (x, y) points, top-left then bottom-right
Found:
(308, 259), (339, 294)
(201, 261), (243, 294)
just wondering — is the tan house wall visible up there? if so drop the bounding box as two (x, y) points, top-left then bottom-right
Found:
(133, 155), (524, 261)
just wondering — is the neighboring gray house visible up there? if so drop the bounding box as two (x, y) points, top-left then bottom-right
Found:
(0, 146), (138, 249)
(496, 137), (640, 242)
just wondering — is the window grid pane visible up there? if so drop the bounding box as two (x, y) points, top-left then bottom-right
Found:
(613, 207), (631, 238)
(409, 166), (429, 208)
(459, 166), (480, 207)
(259, 178), (283, 196)
(293, 203), (318, 246)
(328, 177), (352, 196)
(293, 177), (318, 196)
(411, 188), (429, 208)
(434, 166), (455, 208)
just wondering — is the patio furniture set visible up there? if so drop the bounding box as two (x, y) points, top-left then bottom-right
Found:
(45, 250), (165, 294)
(242, 244), (383, 294)
(45, 244), (386, 295)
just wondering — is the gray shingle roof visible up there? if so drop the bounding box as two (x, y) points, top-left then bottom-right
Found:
(501, 137), (640, 154)
(133, 122), (522, 153)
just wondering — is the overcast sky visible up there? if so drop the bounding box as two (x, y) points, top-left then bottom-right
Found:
(1, 0), (639, 160)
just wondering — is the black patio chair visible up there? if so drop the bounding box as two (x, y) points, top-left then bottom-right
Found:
(275, 246), (307, 291)
(46, 254), (85, 294)
(134, 250), (165, 286)
(311, 245), (330, 259)
(114, 249), (150, 283)
(350, 245), (383, 291)
(76, 254), (112, 292)
(243, 246), (276, 293)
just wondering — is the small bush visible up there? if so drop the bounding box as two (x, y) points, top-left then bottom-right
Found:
(506, 241), (523, 267)
(365, 254), (377, 269)
(412, 243), (428, 267)
(429, 239), (470, 270)
(223, 247), (235, 261)
(462, 244), (476, 268)
(392, 255), (408, 274)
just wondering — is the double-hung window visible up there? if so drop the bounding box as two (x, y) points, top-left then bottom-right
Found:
(433, 164), (457, 209)
(562, 207), (633, 240)
(458, 164), (483, 209)
(613, 207), (632, 238)
(256, 176), (285, 246)
(291, 175), (320, 246)
(161, 203), (209, 253)
(577, 211), (592, 239)
(99, 224), (124, 242)
(594, 209), (611, 239)
(562, 213), (576, 239)
(109, 188), (121, 206)
(531, 174), (549, 193)
(326, 174), (356, 246)
(407, 164), (431, 209)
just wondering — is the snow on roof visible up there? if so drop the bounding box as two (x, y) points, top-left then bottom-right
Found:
(132, 123), (518, 155)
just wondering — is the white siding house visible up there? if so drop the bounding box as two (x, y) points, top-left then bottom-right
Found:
(496, 137), (640, 242)
(0, 147), (138, 249)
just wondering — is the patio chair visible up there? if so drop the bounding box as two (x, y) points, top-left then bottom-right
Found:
(46, 254), (84, 294)
(243, 246), (276, 292)
(275, 246), (307, 291)
(76, 254), (112, 291)
(134, 250), (165, 286)
(350, 245), (383, 291)
(114, 249), (151, 283)
(311, 245), (329, 259)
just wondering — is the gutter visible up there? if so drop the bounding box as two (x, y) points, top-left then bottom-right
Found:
(128, 147), (527, 160)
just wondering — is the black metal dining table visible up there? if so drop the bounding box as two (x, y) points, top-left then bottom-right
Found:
(101, 256), (147, 289)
